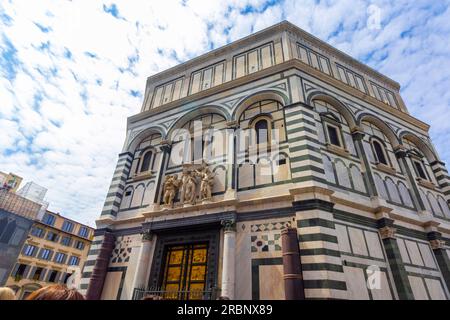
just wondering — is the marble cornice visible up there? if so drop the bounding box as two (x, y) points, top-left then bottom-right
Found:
(144, 21), (400, 93)
(129, 59), (430, 133)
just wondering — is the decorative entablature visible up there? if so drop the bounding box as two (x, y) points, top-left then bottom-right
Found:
(141, 21), (406, 116)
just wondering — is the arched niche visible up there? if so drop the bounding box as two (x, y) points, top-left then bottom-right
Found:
(231, 90), (288, 121)
(307, 91), (356, 128)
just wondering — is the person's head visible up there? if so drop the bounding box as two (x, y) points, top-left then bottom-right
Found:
(26, 284), (85, 300)
(0, 287), (16, 300)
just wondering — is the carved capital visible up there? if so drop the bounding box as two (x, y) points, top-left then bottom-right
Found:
(429, 239), (445, 250)
(159, 140), (172, 153)
(226, 120), (239, 129)
(221, 219), (236, 232)
(141, 229), (153, 241)
(350, 127), (365, 141)
(379, 226), (396, 239)
(394, 146), (408, 159)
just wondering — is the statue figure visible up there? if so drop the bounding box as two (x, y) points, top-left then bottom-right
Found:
(183, 171), (197, 205)
(179, 170), (190, 205)
(162, 175), (180, 208)
(196, 166), (215, 201)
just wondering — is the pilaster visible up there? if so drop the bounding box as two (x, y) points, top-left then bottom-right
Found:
(377, 217), (414, 300)
(101, 152), (133, 217)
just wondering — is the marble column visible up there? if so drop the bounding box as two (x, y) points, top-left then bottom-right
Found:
(281, 227), (305, 300)
(85, 231), (115, 300)
(152, 140), (172, 206)
(395, 147), (426, 211)
(220, 219), (236, 299)
(225, 121), (238, 199)
(351, 128), (378, 197)
(377, 217), (414, 300)
(427, 231), (450, 292)
(131, 231), (153, 294)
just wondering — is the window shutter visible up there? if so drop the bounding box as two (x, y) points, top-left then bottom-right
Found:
(28, 267), (36, 279)
(60, 272), (66, 283)
(54, 272), (61, 283)
(31, 246), (38, 257)
(21, 244), (28, 255)
(23, 265), (31, 279)
(39, 268), (47, 281)
(10, 263), (20, 277)
(45, 269), (52, 282)
(37, 248), (44, 259)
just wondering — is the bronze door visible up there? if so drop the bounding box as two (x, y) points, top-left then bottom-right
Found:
(161, 243), (208, 300)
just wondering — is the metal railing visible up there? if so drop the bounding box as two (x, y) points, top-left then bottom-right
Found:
(0, 188), (41, 219)
(132, 286), (219, 300)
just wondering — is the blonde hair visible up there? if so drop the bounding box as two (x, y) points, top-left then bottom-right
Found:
(0, 287), (16, 300)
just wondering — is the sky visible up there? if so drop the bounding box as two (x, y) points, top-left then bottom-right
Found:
(1, 0), (449, 226)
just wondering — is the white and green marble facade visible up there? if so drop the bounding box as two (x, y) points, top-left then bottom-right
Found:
(81, 21), (450, 300)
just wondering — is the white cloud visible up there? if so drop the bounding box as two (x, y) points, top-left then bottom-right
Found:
(1, 0), (449, 226)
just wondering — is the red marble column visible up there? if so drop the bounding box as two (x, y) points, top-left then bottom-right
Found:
(281, 228), (305, 300)
(85, 232), (115, 300)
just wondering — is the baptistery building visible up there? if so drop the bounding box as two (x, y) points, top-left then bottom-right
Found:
(81, 21), (450, 300)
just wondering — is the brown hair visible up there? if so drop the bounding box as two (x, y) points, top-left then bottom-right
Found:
(26, 284), (85, 300)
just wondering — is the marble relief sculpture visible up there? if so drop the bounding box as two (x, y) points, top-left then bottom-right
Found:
(162, 175), (180, 208)
(183, 171), (198, 205)
(196, 167), (215, 202)
(162, 164), (215, 208)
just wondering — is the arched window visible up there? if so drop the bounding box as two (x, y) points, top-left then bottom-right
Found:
(140, 150), (153, 173)
(413, 159), (428, 180)
(372, 140), (388, 165)
(326, 124), (341, 147)
(255, 119), (269, 145)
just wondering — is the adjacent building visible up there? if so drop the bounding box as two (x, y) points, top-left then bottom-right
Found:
(0, 171), (23, 192)
(0, 182), (42, 286)
(5, 210), (94, 299)
(81, 21), (450, 300)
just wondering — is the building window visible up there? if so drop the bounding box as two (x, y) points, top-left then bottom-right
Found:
(78, 226), (89, 238)
(62, 221), (74, 233)
(23, 244), (36, 256)
(61, 236), (72, 246)
(0, 219), (16, 244)
(140, 150), (153, 173)
(413, 160), (428, 180)
(54, 252), (66, 264)
(46, 232), (59, 242)
(42, 213), (56, 226)
(74, 240), (85, 250)
(255, 119), (269, 145)
(372, 139), (388, 165)
(64, 273), (72, 284)
(31, 227), (44, 238)
(326, 124), (341, 147)
(48, 270), (58, 283)
(13, 264), (27, 280)
(40, 249), (52, 260)
(68, 256), (80, 266)
(32, 267), (43, 281)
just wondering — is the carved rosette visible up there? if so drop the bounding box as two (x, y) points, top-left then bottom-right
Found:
(221, 219), (236, 232)
(379, 226), (396, 239)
